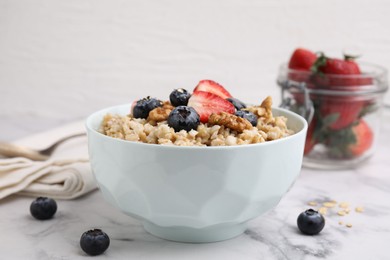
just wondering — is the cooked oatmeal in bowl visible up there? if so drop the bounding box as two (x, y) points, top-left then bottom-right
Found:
(86, 80), (307, 243)
(100, 81), (294, 146)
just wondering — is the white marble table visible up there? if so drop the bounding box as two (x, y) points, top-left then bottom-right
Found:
(1, 108), (390, 260)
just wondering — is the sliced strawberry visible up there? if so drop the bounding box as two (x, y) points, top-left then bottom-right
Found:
(349, 119), (373, 156)
(130, 100), (137, 115)
(193, 80), (232, 99)
(188, 91), (235, 123)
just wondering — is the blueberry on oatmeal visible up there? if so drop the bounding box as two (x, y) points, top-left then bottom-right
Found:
(235, 110), (258, 126)
(168, 106), (200, 132)
(170, 88), (191, 106)
(132, 97), (163, 119)
(226, 97), (246, 110)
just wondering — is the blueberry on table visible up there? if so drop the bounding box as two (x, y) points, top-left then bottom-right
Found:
(297, 209), (325, 235)
(235, 110), (258, 126)
(80, 229), (110, 256)
(30, 197), (57, 220)
(226, 97), (246, 110)
(170, 88), (191, 106)
(168, 106), (200, 132)
(132, 97), (163, 119)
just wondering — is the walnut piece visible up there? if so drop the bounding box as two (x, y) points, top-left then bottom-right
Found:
(245, 96), (273, 119)
(148, 102), (174, 122)
(208, 112), (252, 133)
(162, 101), (174, 110)
(261, 96), (272, 111)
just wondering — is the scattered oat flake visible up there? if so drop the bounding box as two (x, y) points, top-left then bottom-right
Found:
(308, 201), (317, 206)
(323, 202), (336, 208)
(318, 207), (328, 215)
(355, 207), (364, 213)
(339, 202), (349, 208)
(345, 208), (351, 214)
(346, 223), (353, 228)
(337, 210), (346, 216)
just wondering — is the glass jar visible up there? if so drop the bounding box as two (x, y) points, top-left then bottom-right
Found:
(277, 62), (388, 170)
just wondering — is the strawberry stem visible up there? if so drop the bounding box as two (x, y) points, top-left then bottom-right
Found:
(344, 54), (360, 61)
(310, 52), (327, 74)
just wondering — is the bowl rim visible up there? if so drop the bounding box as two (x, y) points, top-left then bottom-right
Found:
(85, 104), (308, 150)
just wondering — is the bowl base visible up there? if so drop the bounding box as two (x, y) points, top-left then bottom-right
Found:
(143, 221), (247, 243)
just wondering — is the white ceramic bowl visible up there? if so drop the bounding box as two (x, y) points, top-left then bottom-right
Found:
(86, 105), (307, 243)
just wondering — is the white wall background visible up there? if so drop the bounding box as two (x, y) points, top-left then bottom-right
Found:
(1, 0), (390, 140)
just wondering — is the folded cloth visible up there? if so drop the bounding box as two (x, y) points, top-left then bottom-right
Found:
(0, 121), (97, 200)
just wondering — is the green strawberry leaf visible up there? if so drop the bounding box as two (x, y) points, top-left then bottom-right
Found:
(324, 126), (358, 158)
(322, 113), (340, 127)
(344, 54), (361, 61)
(310, 52), (327, 74)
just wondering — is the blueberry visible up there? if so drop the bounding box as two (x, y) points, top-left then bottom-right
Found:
(80, 229), (110, 256)
(297, 209), (325, 235)
(226, 97), (246, 110)
(132, 97), (162, 119)
(235, 110), (258, 126)
(30, 197), (57, 220)
(168, 106), (200, 132)
(170, 88), (191, 107)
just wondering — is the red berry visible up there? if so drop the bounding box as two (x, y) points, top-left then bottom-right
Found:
(320, 96), (364, 130)
(287, 48), (317, 103)
(188, 91), (235, 123)
(349, 119), (373, 156)
(193, 80), (232, 99)
(311, 54), (364, 88)
(319, 58), (361, 75)
(304, 119), (317, 155)
(288, 48), (317, 71)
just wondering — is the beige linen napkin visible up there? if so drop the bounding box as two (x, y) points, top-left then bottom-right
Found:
(0, 121), (97, 200)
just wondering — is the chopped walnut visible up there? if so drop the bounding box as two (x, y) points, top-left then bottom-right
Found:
(261, 96), (273, 111)
(148, 102), (174, 122)
(245, 96), (273, 120)
(162, 101), (174, 110)
(208, 112), (252, 133)
(246, 106), (266, 117)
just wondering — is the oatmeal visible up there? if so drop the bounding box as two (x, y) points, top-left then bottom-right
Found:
(99, 80), (294, 146)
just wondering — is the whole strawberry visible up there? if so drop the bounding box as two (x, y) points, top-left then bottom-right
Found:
(304, 118), (317, 155)
(310, 53), (363, 88)
(319, 96), (364, 130)
(288, 48), (317, 71)
(310, 53), (366, 130)
(326, 119), (373, 158)
(348, 119), (373, 157)
(287, 48), (317, 104)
